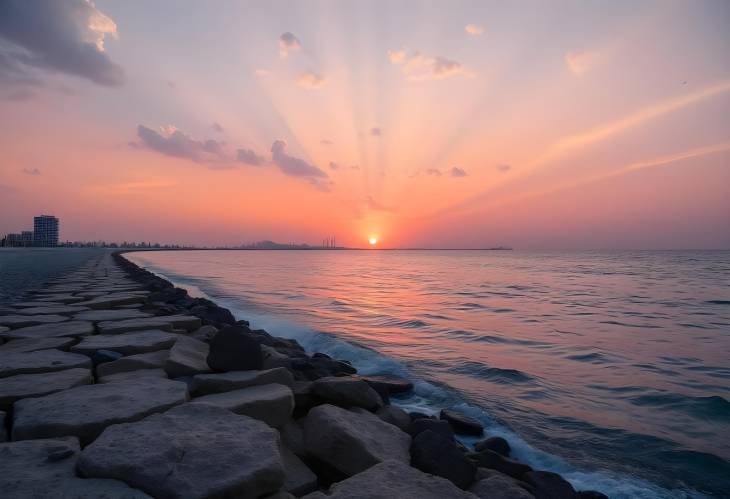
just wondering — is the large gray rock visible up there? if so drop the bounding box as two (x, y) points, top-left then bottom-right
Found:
(0, 336), (76, 353)
(0, 314), (69, 328)
(78, 404), (285, 499)
(303, 404), (411, 476)
(191, 367), (294, 396)
(281, 445), (318, 496)
(410, 429), (476, 488)
(0, 368), (93, 409)
(440, 409), (484, 436)
(376, 405), (412, 432)
(96, 349), (170, 377)
(469, 469), (535, 499)
(28, 293), (85, 304)
(74, 309), (153, 322)
(523, 471), (576, 499)
(0, 437), (151, 498)
(98, 315), (201, 334)
(165, 335), (211, 377)
(0, 349), (92, 378)
(301, 460), (478, 499)
(311, 376), (383, 410)
(191, 383), (294, 428)
(13, 305), (90, 315)
(71, 330), (179, 356)
(0, 321), (94, 340)
(98, 368), (169, 384)
(12, 378), (188, 445)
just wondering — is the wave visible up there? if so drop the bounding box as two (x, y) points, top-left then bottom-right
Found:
(448, 361), (535, 384)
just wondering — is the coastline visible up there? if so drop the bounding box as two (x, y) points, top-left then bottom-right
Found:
(0, 249), (607, 498)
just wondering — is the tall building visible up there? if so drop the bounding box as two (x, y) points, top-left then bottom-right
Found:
(21, 231), (33, 247)
(33, 215), (59, 247)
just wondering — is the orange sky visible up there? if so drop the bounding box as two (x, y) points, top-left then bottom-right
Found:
(1, 1), (728, 248)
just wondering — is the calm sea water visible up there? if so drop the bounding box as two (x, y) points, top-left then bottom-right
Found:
(128, 250), (730, 498)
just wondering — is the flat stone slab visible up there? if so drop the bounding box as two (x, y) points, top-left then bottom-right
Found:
(78, 404), (285, 499)
(304, 404), (411, 476)
(302, 460), (477, 499)
(74, 293), (147, 310)
(13, 378), (189, 445)
(12, 300), (74, 308)
(13, 305), (91, 316)
(0, 349), (92, 378)
(0, 368), (93, 410)
(0, 336), (77, 353)
(29, 293), (86, 303)
(0, 321), (94, 340)
(0, 437), (151, 499)
(98, 315), (202, 334)
(73, 309), (153, 322)
(0, 314), (69, 328)
(96, 349), (170, 377)
(71, 330), (179, 356)
(191, 367), (295, 396)
(191, 383), (294, 428)
(98, 368), (168, 384)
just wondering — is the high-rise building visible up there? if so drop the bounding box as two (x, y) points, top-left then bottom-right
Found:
(21, 231), (33, 247)
(33, 215), (59, 247)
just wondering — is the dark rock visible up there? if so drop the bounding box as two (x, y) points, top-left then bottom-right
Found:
(409, 411), (432, 420)
(410, 429), (476, 489)
(311, 376), (383, 410)
(523, 471), (577, 499)
(376, 405), (411, 432)
(90, 349), (124, 366)
(409, 418), (454, 440)
(207, 326), (263, 371)
(469, 449), (533, 479)
(189, 303), (236, 328)
(359, 374), (414, 395)
(291, 355), (357, 380)
(576, 492), (609, 499)
(148, 287), (187, 303)
(189, 324), (218, 343)
(440, 409), (484, 436)
(475, 436), (511, 456)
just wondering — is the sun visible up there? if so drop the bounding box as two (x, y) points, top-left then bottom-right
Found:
(369, 237), (378, 246)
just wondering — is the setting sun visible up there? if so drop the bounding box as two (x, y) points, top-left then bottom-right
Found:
(369, 237), (378, 246)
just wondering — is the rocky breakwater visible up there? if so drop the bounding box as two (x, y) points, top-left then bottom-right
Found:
(0, 250), (609, 499)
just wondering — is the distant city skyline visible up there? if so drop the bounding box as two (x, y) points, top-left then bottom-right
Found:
(0, 1), (728, 249)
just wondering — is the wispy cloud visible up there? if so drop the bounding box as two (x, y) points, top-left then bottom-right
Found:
(329, 161), (340, 170)
(366, 196), (396, 212)
(279, 32), (301, 59)
(370, 127), (382, 137)
(497, 164), (511, 172)
(426, 168), (442, 176)
(320, 139), (333, 146)
(22, 167), (41, 176)
(271, 140), (327, 179)
(565, 51), (591, 76)
(451, 167), (467, 177)
(465, 24), (484, 36)
(0, 0), (124, 86)
(211, 122), (224, 133)
(237, 148), (265, 166)
(135, 125), (228, 163)
(297, 71), (326, 89)
(389, 49), (467, 80)
(254, 68), (270, 77)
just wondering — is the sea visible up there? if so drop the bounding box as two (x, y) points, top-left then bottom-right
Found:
(2, 248), (728, 497)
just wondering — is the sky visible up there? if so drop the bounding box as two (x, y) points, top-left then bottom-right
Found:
(0, 0), (728, 249)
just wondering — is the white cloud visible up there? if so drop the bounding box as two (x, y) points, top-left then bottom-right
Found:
(465, 24), (484, 36)
(297, 71), (326, 89)
(389, 49), (467, 80)
(565, 51), (591, 76)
